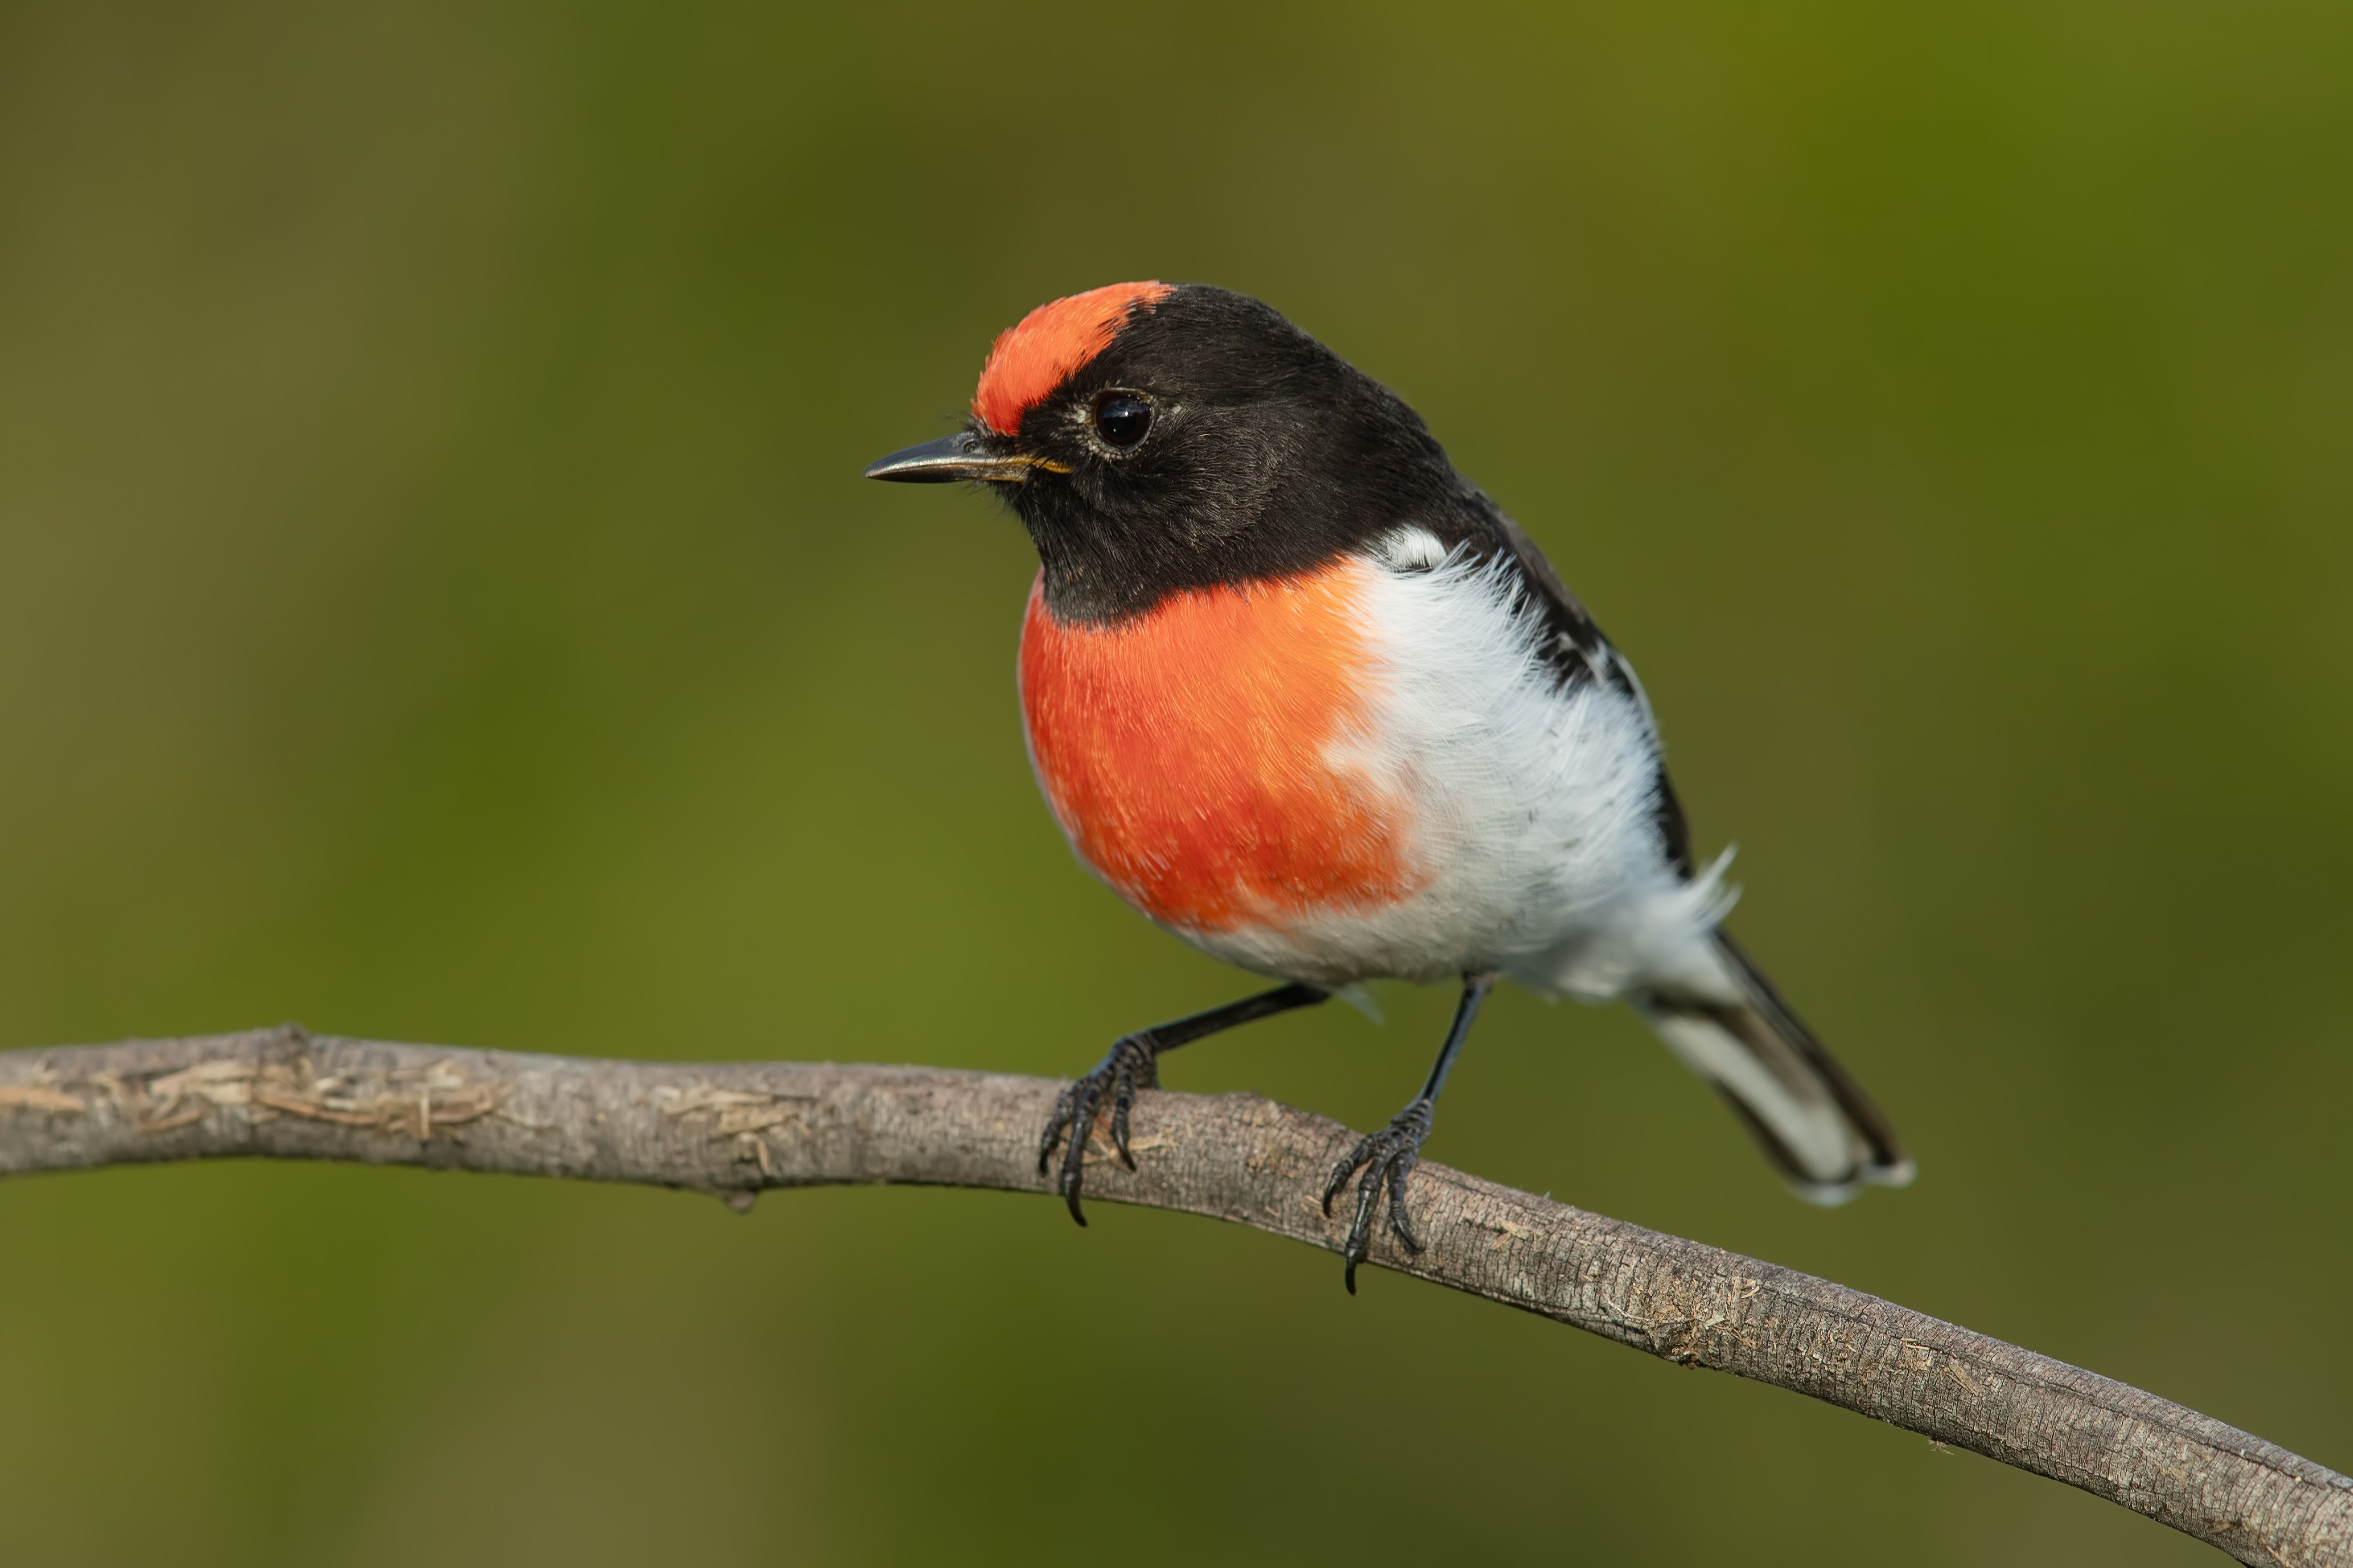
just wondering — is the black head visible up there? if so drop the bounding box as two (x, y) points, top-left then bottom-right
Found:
(866, 284), (1466, 623)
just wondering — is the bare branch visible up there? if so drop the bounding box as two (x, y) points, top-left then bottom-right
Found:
(1, 1027), (2345, 1564)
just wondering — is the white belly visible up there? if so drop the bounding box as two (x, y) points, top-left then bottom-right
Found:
(1187, 534), (1735, 1001)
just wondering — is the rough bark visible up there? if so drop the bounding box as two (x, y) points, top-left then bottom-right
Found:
(1, 1028), (2345, 1565)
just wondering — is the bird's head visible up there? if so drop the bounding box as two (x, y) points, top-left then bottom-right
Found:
(866, 282), (1456, 622)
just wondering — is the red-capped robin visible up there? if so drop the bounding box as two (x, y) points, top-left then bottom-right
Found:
(867, 282), (1910, 1290)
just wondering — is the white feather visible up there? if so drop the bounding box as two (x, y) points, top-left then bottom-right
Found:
(1637, 1007), (1857, 1192)
(1185, 535), (1735, 1003)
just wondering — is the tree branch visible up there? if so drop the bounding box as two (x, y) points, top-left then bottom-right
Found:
(0, 1028), (2345, 1565)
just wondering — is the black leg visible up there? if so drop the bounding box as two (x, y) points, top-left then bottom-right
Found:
(1040, 981), (1329, 1224)
(1322, 974), (1496, 1293)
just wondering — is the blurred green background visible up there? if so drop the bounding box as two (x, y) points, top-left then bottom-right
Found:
(1, 2), (2347, 1563)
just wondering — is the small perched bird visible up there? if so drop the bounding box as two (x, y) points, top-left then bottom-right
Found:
(868, 282), (1911, 1289)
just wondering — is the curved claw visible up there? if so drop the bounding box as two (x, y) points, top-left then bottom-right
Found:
(1343, 1166), (1386, 1293)
(1321, 1135), (1376, 1217)
(1385, 1149), (1424, 1253)
(1325, 1099), (1435, 1294)
(1110, 1062), (1140, 1170)
(1039, 1035), (1160, 1228)
(1038, 1083), (1081, 1177)
(1055, 1074), (1101, 1226)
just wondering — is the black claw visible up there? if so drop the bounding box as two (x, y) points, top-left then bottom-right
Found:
(1347, 1161), (1383, 1267)
(1038, 1035), (1159, 1227)
(1110, 1064), (1138, 1169)
(1321, 1135), (1372, 1216)
(1033, 984), (1335, 1245)
(1056, 1073), (1098, 1224)
(1387, 1149), (1424, 1253)
(1323, 1099), (1434, 1291)
(1038, 1087), (1075, 1177)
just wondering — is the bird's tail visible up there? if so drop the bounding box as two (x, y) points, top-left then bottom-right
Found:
(1632, 932), (1913, 1203)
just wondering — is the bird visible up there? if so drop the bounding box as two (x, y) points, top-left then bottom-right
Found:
(865, 281), (1911, 1290)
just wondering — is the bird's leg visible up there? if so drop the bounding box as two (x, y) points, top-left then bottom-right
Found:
(1322, 974), (1496, 1293)
(1041, 982), (1328, 1224)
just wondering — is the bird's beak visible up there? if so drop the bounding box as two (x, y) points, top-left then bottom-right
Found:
(862, 431), (1066, 484)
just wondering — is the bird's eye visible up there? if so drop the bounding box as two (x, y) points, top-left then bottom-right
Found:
(1092, 392), (1153, 450)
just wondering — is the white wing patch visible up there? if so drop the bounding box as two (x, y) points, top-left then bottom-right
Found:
(1372, 524), (1452, 572)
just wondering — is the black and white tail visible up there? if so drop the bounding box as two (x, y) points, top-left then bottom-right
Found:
(1634, 932), (1913, 1203)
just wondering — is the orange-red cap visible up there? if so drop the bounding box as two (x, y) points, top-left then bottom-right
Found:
(973, 282), (1172, 437)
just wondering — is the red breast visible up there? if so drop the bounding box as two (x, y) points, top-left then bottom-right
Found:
(1019, 558), (1424, 935)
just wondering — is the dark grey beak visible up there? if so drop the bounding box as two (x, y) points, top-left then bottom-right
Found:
(863, 431), (1064, 484)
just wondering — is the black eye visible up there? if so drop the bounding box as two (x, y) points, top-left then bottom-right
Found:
(1093, 392), (1153, 450)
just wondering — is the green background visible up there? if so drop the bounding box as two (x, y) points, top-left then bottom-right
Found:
(1, 3), (2346, 1563)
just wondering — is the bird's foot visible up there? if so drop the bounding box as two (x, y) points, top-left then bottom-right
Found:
(1321, 1098), (1434, 1294)
(1037, 1035), (1159, 1225)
